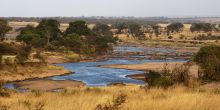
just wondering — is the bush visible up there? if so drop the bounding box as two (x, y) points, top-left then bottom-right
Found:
(194, 45), (220, 81)
(168, 36), (173, 39)
(145, 71), (174, 89)
(194, 35), (220, 40)
(156, 77), (174, 88)
(171, 63), (191, 86)
(145, 63), (192, 88)
(34, 50), (45, 64)
(16, 45), (32, 64)
(44, 44), (57, 51)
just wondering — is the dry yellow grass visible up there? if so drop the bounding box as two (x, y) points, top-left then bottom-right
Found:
(1, 85), (220, 110)
(0, 65), (70, 82)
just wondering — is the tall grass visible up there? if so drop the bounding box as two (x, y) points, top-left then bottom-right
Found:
(1, 85), (220, 110)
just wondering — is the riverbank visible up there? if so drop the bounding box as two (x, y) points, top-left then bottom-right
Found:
(0, 65), (71, 82)
(101, 62), (199, 81)
(15, 79), (85, 91)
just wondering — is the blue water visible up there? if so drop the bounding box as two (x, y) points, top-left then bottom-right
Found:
(50, 59), (187, 86)
(113, 46), (176, 54)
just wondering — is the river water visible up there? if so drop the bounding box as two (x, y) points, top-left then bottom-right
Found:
(49, 46), (187, 86)
(4, 46), (188, 89)
(51, 59), (186, 86)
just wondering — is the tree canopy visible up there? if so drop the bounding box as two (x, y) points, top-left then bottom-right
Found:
(0, 19), (12, 41)
(65, 20), (91, 36)
(194, 45), (220, 80)
(128, 23), (145, 39)
(190, 23), (214, 32)
(36, 19), (61, 44)
(167, 23), (184, 35)
(112, 22), (128, 34)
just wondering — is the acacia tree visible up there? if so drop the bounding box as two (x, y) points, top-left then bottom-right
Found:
(190, 23), (213, 33)
(167, 23), (184, 35)
(128, 23), (145, 39)
(112, 22), (128, 34)
(151, 24), (161, 37)
(16, 25), (47, 48)
(0, 19), (12, 41)
(194, 45), (220, 80)
(36, 19), (61, 45)
(91, 23), (117, 53)
(65, 20), (91, 36)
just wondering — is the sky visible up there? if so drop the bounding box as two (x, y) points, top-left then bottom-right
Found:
(0, 0), (219, 17)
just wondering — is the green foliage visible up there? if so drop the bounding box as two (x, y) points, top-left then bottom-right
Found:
(91, 23), (117, 53)
(194, 34), (220, 40)
(65, 20), (91, 36)
(190, 23), (214, 32)
(17, 19), (61, 48)
(16, 20), (117, 55)
(194, 45), (220, 81)
(0, 42), (17, 55)
(36, 19), (61, 44)
(167, 23), (184, 35)
(128, 23), (145, 39)
(151, 24), (161, 37)
(171, 63), (191, 85)
(16, 45), (32, 64)
(0, 19), (12, 41)
(112, 22), (128, 34)
(16, 25), (47, 48)
(145, 63), (191, 88)
(63, 33), (83, 53)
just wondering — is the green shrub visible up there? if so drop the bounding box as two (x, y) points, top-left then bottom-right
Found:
(194, 45), (220, 81)
(171, 63), (191, 86)
(156, 77), (174, 89)
(145, 63), (192, 88)
(16, 45), (32, 64)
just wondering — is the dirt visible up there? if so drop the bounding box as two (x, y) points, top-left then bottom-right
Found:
(16, 79), (85, 91)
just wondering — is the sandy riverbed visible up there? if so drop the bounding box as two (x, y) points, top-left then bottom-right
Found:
(15, 79), (85, 91)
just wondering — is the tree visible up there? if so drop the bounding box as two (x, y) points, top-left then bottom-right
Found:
(91, 23), (117, 53)
(0, 19), (12, 41)
(16, 26), (47, 48)
(128, 23), (145, 39)
(16, 45), (32, 64)
(65, 20), (91, 36)
(190, 23), (213, 33)
(151, 24), (161, 37)
(194, 45), (220, 80)
(63, 33), (95, 54)
(36, 19), (61, 44)
(112, 22), (128, 34)
(167, 23), (184, 35)
(92, 23), (112, 36)
(63, 33), (83, 53)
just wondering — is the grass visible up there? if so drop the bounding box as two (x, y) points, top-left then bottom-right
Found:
(65, 53), (80, 62)
(0, 65), (69, 82)
(1, 85), (220, 110)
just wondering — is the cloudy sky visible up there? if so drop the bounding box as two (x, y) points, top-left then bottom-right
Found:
(0, 0), (219, 17)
